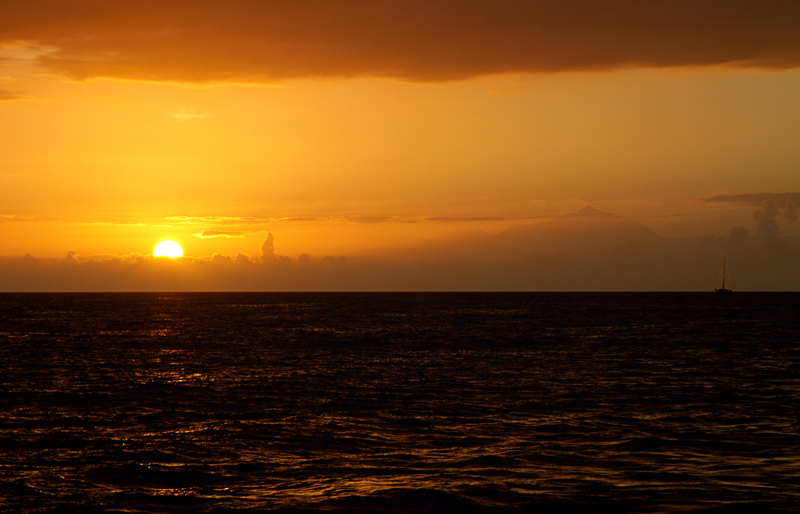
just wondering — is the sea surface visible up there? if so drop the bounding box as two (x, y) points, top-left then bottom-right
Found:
(1, 292), (799, 513)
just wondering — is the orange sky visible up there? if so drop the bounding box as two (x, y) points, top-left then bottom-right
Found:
(1, 1), (799, 290)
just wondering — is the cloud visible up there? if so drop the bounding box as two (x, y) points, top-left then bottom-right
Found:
(0, 88), (32, 101)
(167, 216), (266, 225)
(169, 108), (209, 122)
(195, 230), (244, 239)
(277, 217), (319, 222)
(211, 253), (233, 265)
(704, 192), (800, 208)
(424, 216), (506, 223)
(726, 226), (752, 245)
(641, 212), (702, 220)
(0, 214), (33, 222)
(261, 233), (276, 263)
(346, 216), (392, 224)
(705, 192), (800, 247)
(2, 1), (799, 84)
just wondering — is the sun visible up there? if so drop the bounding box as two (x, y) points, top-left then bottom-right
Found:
(154, 240), (183, 258)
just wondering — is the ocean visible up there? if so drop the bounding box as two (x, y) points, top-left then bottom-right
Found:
(1, 292), (798, 513)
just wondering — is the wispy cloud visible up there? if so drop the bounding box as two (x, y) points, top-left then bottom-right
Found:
(704, 192), (800, 208)
(0, 215), (152, 226)
(640, 212), (702, 219)
(167, 216), (266, 225)
(275, 217), (319, 222)
(195, 230), (245, 239)
(345, 216), (393, 224)
(0, 88), (32, 101)
(169, 108), (209, 122)
(75, 221), (148, 227)
(424, 216), (506, 222)
(0, 215), (33, 223)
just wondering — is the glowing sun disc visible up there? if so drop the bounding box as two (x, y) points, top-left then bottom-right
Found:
(154, 240), (183, 258)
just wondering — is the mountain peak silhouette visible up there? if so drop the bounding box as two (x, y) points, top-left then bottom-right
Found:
(566, 205), (620, 218)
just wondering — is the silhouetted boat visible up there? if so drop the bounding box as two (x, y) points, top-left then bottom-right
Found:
(715, 257), (732, 294)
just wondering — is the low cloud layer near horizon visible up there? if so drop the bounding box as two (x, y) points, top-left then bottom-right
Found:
(3, 202), (799, 292)
(3, 1), (799, 83)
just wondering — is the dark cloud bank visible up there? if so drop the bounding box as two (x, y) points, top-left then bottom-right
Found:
(2, 204), (799, 291)
(2, 1), (799, 82)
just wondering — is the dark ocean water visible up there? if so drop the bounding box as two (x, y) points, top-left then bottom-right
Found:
(1, 292), (799, 514)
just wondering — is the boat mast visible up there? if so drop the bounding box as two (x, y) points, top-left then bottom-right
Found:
(722, 257), (726, 289)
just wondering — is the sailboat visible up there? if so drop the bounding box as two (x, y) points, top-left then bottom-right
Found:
(715, 257), (733, 294)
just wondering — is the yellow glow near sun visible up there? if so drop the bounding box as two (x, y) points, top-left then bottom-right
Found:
(154, 240), (183, 258)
